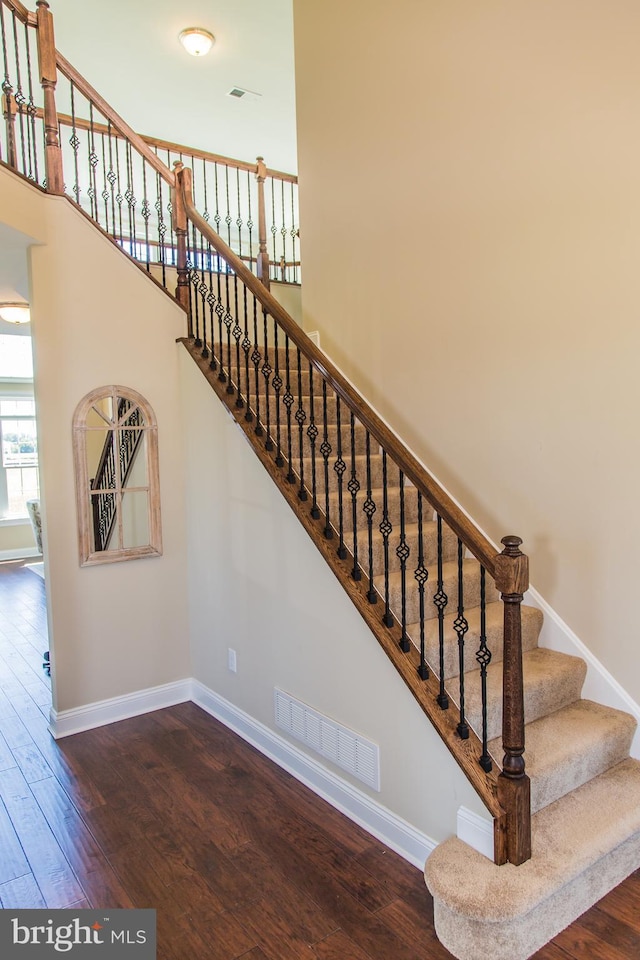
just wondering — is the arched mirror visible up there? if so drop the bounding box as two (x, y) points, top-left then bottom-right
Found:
(73, 386), (162, 565)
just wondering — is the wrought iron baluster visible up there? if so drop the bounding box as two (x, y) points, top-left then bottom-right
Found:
(454, 538), (470, 739)
(232, 274), (243, 405)
(261, 309), (273, 451)
(114, 127), (124, 244)
(206, 237), (217, 371)
(24, 21), (39, 183)
(415, 491), (429, 679)
(283, 336), (295, 481)
(69, 80), (80, 204)
(348, 412), (361, 580)
(333, 396), (347, 558)
(364, 432), (377, 603)
(223, 268), (233, 392)
(307, 364), (319, 518)
(290, 181), (297, 284)
(434, 514), (450, 710)
(225, 162), (232, 246)
(295, 347), (307, 500)
(215, 248), (225, 381)
(141, 158), (152, 271)
(0, 1), (17, 169)
(477, 566), (492, 771)
(199, 226), (209, 358)
(156, 168), (167, 287)
(270, 176), (277, 281)
(320, 380), (333, 539)
(189, 221), (201, 347)
(396, 470), (411, 652)
(100, 130), (110, 235)
(87, 102), (99, 222)
(246, 169), (254, 273)
(380, 450), (394, 626)
(242, 283), (252, 421)
(272, 323), (284, 465)
(11, 11), (27, 176)
(125, 138), (137, 254)
(236, 166), (243, 260)
(251, 297), (262, 434)
(280, 177), (287, 283)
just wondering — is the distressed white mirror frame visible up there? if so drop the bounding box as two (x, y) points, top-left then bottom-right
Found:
(72, 385), (162, 566)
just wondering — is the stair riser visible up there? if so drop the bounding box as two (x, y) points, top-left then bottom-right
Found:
(383, 561), (499, 628)
(327, 485), (434, 533)
(406, 604), (543, 680)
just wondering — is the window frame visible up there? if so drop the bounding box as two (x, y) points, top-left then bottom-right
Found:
(72, 385), (162, 566)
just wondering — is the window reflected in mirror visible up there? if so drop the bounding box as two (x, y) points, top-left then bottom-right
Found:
(73, 387), (161, 565)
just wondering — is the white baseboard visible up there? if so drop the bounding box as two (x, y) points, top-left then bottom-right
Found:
(0, 547), (41, 561)
(192, 680), (436, 869)
(528, 585), (640, 758)
(457, 805), (494, 861)
(48, 679), (192, 739)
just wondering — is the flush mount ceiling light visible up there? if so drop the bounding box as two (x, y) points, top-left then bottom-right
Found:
(0, 302), (30, 324)
(178, 28), (215, 57)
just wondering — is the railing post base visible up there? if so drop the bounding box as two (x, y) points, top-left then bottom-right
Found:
(497, 772), (531, 865)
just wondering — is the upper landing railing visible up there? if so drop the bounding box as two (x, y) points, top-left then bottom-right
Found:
(0, 0), (300, 285)
(0, 0), (531, 868)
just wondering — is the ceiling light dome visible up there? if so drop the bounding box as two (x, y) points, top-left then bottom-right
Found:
(0, 302), (30, 324)
(179, 28), (215, 57)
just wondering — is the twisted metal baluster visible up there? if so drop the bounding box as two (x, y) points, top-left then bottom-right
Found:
(307, 364), (319, 518)
(270, 176), (277, 281)
(199, 227), (210, 358)
(125, 139), (137, 254)
(454, 538), (470, 739)
(348, 412), (361, 581)
(251, 298), (262, 434)
(380, 450), (394, 626)
(223, 268), (233, 392)
(272, 323), (284, 465)
(206, 238), (217, 368)
(320, 380), (333, 539)
(280, 177), (287, 282)
(236, 166), (243, 261)
(114, 126), (124, 244)
(334, 396), (347, 558)
(69, 80), (81, 204)
(290, 181), (297, 284)
(246, 169), (254, 273)
(24, 21), (39, 183)
(242, 284), (253, 421)
(283, 336), (295, 480)
(261, 310), (273, 451)
(11, 11), (27, 175)
(232, 275), (244, 404)
(397, 470), (411, 652)
(477, 567), (492, 771)
(434, 514), (450, 710)
(415, 491), (429, 680)
(0, 1), (16, 169)
(189, 221), (201, 347)
(100, 130), (110, 235)
(364, 432), (377, 603)
(295, 347), (307, 500)
(87, 102), (100, 223)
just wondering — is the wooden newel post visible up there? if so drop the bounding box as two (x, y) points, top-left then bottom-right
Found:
(255, 156), (270, 291)
(35, 0), (63, 194)
(495, 535), (531, 866)
(1, 86), (17, 170)
(172, 162), (193, 337)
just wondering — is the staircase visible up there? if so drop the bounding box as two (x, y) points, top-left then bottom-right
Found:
(2, 3), (640, 958)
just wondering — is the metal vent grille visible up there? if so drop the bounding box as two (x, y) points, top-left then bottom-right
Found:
(274, 689), (380, 791)
(228, 87), (245, 98)
(226, 87), (262, 102)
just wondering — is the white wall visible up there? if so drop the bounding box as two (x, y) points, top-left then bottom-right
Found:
(0, 165), (191, 713)
(180, 347), (487, 843)
(293, 0), (640, 703)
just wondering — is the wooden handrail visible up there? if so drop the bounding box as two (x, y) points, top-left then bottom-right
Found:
(178, 166), (496, 575)
(2, 0), (35, 25)
(55, 50), (175, 187)
(49, 109), (296, 184)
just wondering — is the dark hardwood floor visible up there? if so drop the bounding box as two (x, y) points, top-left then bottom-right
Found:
(0, 559), (639, 959)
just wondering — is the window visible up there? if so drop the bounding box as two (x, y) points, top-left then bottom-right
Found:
(72, 386), (162, 566)
(0, 397), (39, 519)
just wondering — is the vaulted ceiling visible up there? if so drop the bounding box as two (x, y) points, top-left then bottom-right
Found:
(50, 0), (298, 174)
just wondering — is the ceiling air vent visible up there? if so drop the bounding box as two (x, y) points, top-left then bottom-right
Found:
(227, 86), (262, 103)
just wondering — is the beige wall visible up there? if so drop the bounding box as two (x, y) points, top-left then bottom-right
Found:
(293, 1), (640, 701)
(0, 165), (191, 713)
(0, 521), (38, 555)
(181, 348), (486, 842)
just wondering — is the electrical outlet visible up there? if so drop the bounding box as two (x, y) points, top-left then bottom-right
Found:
(228, 648), (237, 673)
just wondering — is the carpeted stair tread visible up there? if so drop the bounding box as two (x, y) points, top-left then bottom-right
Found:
(380, 558), (499, 626)
(424, 758), (640, 959)
(490, 699), (637, 814)
(464, 648), (586, 743)
(406, 602), (542, 679)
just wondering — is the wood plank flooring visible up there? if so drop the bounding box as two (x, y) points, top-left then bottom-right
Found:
(0, 558), (639, 958)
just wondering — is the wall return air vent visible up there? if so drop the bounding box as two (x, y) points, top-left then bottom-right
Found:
(274, 688), (380, 791)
